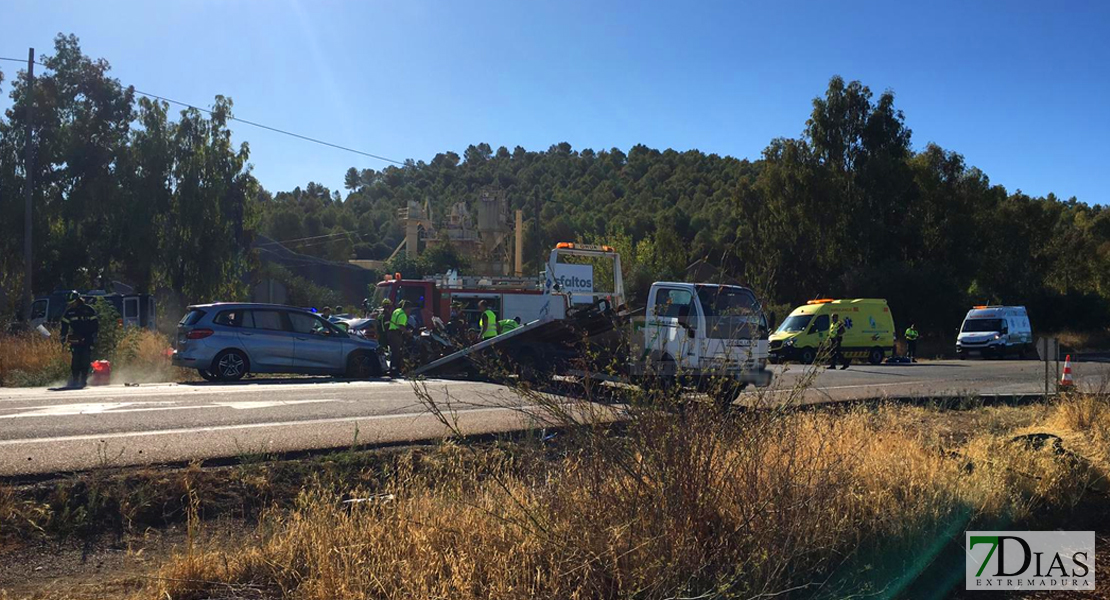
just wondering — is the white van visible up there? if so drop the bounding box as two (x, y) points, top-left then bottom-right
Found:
(956, 306), (1033, 359)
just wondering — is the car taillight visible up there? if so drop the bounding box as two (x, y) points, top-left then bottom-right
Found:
(186, 329), (214, 340)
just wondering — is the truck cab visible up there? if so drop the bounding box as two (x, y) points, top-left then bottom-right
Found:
(641, 282), (771, 387)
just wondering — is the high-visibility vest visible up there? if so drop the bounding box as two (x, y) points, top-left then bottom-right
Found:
(498, 319), (519, 333)
(480, 309), (498, 339)
(905, 327), (919, 341)
(389, 307), (408, 331)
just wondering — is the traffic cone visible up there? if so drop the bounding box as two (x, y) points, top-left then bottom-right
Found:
(1059, 355), (1074, 389)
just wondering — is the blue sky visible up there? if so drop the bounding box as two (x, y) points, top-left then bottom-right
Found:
(4, 0), (1108, 203)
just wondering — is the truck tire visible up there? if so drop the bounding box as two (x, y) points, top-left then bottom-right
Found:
(711, 381), (745, 411)
(868, 347), (884, 365)
(799, 348), (816, 365)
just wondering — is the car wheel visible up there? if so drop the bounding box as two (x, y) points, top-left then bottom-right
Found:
(197, 369), (218, 382)
(212, 350), (248, 381)
(346, 351), (380, 379)
(868, 347), (884, 365)
(800, 348), (816, 365)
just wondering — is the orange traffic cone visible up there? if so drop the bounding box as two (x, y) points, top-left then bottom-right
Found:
(1059, 355), (1074, 389)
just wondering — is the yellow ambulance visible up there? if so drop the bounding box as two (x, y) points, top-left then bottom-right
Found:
(769, 298), (895, 365)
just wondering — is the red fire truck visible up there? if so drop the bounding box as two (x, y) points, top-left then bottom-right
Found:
(368, 271), (568, 336)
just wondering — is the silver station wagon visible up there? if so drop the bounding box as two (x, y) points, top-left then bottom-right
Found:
(172, 303), (385, 381)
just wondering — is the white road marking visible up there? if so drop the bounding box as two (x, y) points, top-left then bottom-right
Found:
(0, 379), (488, 403)
(211, 399), (341, 410)
(0, 406), (533, 446)
(0, 398), (342, 419)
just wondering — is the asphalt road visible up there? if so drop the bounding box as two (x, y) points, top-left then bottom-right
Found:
(2, 359), (1107, 476)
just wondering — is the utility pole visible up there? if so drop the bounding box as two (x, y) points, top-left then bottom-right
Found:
(533, 191), (541, 274)
(22, 48), (35, 321)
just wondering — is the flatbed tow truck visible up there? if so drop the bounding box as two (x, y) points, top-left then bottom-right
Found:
(412, 243), (772, 398)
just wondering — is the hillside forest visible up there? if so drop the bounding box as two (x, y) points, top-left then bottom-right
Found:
(2, 35), (1108, 336)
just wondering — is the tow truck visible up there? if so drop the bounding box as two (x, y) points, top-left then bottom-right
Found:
(412, 243), (772, 397)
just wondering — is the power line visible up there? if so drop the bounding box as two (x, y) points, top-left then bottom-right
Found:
(258, 231), (357, 246)
(0, 56), (406, 166)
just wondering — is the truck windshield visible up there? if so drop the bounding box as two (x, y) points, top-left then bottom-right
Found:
(962, 318), (1003, 333)
(695, 285), (762, 340)
(371, 284), (389, 308)
(776, 314), (813, 334)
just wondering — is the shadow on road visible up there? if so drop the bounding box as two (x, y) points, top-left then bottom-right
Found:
(181, 376), (393, 387)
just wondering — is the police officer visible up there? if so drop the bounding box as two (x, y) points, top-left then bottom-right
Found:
(387, 300), (412, 377)
(478, 300), (499, 341)
(904, 323), (920, 362)
(59, 291), (99, 388)
(828, 313), (849, 370)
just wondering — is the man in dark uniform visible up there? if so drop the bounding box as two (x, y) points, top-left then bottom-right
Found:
(445, 301), (469, 347)
(828, 313), (849, 370)
(59, 291), (99, 388)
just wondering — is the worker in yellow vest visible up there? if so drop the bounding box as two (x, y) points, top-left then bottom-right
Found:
(478, 300), (499, 340)
(498, 316), (521, 333)
(904, 323), (920, 362)
(387, 300), (413, 376)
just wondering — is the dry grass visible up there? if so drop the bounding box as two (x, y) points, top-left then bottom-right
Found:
(141, 388), (1110, 600)
(1055, 329), (1110, 352)
(0, 328), (186, 387)
(0, 331), (69, 387)
(113, 328), (192, 384)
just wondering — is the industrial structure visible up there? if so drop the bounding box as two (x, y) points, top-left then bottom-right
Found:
(350, 190), (525, 277)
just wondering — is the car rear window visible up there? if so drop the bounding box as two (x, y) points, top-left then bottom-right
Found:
(248, 310), (287, 331)
(213, 310), (246, 327)
(179, 309), (207, 326)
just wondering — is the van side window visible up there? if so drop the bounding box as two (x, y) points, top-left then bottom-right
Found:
(248, 310), (286, 331)
(213, 310), (245, 327)
(811, 315), (829, 333)
(289, 311), (333, 336)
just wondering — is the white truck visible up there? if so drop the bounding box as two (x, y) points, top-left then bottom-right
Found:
(414, 243), (773, 396)
(634, 281), (771, 387)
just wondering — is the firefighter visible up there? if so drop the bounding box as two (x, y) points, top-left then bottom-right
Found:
(375, 298), (392, 341)
(387, 300), (412, 377)
(828, 313), (849, 370)
(904, 323), (920, 362)
(446, 301), (469, 346)
(59, 291), (99, 388)
(478, 300), (499, 340)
